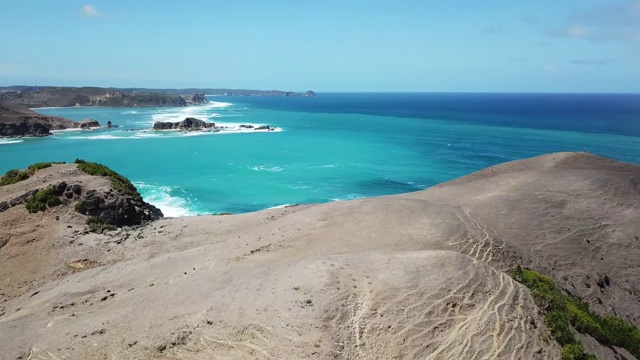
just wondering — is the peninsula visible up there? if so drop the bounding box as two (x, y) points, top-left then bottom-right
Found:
(0, 101), (100, 138)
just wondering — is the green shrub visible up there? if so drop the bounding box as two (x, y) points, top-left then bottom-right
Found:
(74, 159), (141, 200)
(74, 202), (86, 214)
(1, 162), (66, 187)
(27, 161), (65, 171)
(560, 343), (597, 360)
(512, 266), (640, 359)
(0, 169), (30, 186)
(25, 200), (47, 213)
(86, 216), (116, 233)
(25, 187), (62, 213)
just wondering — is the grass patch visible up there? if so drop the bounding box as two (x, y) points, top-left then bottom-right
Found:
(74, 159), (141, 201)
(25, 187), (62, 213)
(511, 266), (640, 359)
(0, 162), (66, 187)
(86, 216), (116, 233)
(0, 169), (30, 186)
(27, 161), (65, 171)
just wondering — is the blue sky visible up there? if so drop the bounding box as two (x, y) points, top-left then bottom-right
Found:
(1, 1), (639, 92)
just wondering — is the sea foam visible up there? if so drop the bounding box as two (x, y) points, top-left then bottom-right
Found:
(0, 139), (23, 145)
(133, 182), (196, 217)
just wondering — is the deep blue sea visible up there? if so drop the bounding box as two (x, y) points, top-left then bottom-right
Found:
(1, 93), (639, 216)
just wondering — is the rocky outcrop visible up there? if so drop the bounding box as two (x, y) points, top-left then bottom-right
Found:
(153, 117), (215, 131)
(183, 93), (209, 105)
(74, 186), (162, 228)
(0, 177), (162, 229)
(0, 102), (80, 137)
(79, 118), (100, 129)
(239, 124), (274, 131)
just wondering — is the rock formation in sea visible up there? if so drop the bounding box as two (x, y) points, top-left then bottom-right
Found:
(182, 93), (209, 105)
(79, 119), (100, 129)
(0, 101), (96, 137)
(152, 117), (215, 131)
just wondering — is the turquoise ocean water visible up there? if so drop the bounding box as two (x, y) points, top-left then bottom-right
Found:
(1, 93), (639, 216)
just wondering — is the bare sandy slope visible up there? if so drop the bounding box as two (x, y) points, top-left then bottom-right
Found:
(1, 152), (639, 359)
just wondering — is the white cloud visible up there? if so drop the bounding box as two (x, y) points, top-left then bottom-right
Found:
(566, 24), (588, 38)
(544, 65), (561, 73)
(541, 1), (640, 44)
(79, 5), (101, 18)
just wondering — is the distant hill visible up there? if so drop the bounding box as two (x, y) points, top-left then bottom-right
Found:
(0, 86), (316, 108)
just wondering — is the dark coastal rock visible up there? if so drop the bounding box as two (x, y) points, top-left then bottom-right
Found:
(183, 93), (209, 105)
(0, 189), (40, 213)
(239, 124), (254, 129)
(153, 117), (215, 131)
(0, 102), (78, 137)
(75, 187), (162, 227)
(79, 119), (100, 129)
(254, 125), (272, 131)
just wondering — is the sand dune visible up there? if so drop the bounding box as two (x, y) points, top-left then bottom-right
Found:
(1, 152), (639, 359)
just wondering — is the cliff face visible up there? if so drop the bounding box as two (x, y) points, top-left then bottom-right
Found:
(0, 88), (187, 108)
(182, 93), (209, 105)
(91, 92), (187, 107)
(0, 102), (85, 137)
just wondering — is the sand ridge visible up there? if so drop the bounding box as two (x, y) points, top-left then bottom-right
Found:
(1, 152), (639, 359)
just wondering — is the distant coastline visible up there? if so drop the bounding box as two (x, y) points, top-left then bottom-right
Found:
(0, 86), (315, 109)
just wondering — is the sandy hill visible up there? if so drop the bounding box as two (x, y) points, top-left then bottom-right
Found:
(0, 152), (638, 359)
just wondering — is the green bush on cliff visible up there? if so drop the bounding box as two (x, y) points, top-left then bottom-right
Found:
(1, 162), (66, 187)
(25, 187), (62, 213)
(511, 266), (640, 359)
(74, 159), (141, 200)
(0, 169), (30, 186)
(27, 161), (65, 171)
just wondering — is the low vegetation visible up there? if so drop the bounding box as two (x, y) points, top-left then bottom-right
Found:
(0, 161), (66, 186)
(74, 159), (142, 200)
(0, 169), (30, 186)
(511, 266), (640, 360)
(25, 187), (62, 213)
(27, 161), (65, 171)
(86, 216), (116, 233)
